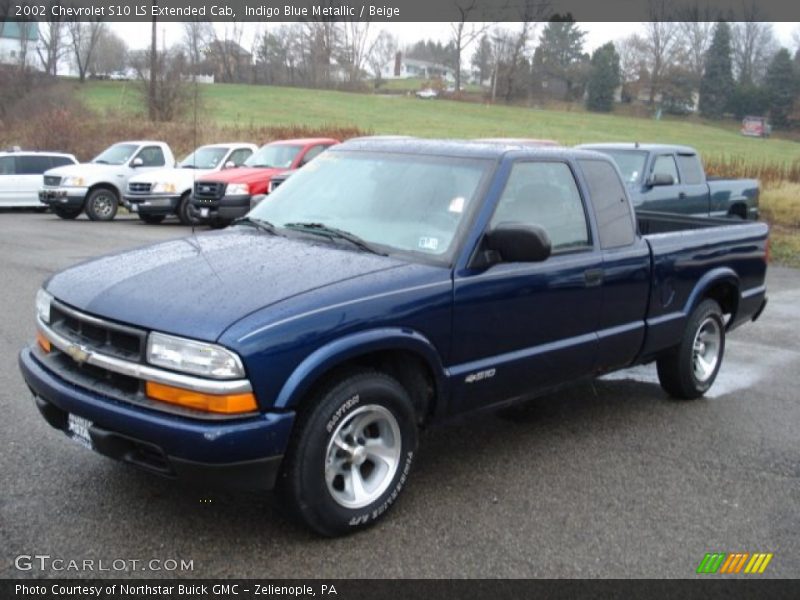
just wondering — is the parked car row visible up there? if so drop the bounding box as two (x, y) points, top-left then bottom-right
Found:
(2, 138), (760, 226)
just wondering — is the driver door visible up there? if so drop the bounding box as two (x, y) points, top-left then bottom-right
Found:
(450, 160), (602, 413)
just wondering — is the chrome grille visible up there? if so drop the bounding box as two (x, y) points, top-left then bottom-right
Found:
(193, 181), (225, 200)
(128, 182), (152, 194)
(44, 175), (61, 186)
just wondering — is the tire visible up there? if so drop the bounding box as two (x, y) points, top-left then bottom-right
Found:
(277, 370), (418, 536)
(138, 214), (165, 224)
(53, 206), (81, 220)
(177, 193), (195, 226)
(84, 188), (118, 221)
(657, 299), (725, 399)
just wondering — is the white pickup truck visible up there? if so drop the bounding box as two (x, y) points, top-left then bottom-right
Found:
(39, 141), (175, 221)
(124, 143), (256, 225)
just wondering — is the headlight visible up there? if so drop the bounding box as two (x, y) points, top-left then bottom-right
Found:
(61, 176), (85, 187)
(151, 182), (177, 194)
(225, 183), (250, 196)
(146, 332), (245, 379)
(36, 288), (53, 324)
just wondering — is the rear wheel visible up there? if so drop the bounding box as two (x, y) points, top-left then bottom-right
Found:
(85, 188), (118, 221)
(53, 207), (81, 220)
(138, 214), (165, 224)
(657, 299), (725, 399)
(277, 371), (418, 536)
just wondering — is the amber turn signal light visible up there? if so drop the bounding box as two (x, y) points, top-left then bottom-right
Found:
(36, 330), (51, 353)
(145, 381), (257, 414)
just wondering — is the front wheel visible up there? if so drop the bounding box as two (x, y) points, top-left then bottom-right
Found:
(277, 371), (418, 536)
(177, 193), (196, 226)
(85, 188), (118, 221)
(657, 299), (725, 399)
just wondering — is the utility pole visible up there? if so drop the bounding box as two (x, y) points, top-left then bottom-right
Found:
(149, 2), (157, 120)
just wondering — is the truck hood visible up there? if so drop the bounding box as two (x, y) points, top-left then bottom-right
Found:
(128, 167), (216, 189)
(197, 167), (284, 185)
(44, 229), (407, 342)
(45, 162), (125, 179)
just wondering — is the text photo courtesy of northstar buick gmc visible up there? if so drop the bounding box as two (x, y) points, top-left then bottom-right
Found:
(19, 139), (768, 536)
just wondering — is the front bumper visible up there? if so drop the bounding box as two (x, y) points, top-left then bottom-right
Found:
(190, 194), (251, 224)
(39, 187), (88, 209)
(19, 347), (294, 490)
(125, 194), (181, 216)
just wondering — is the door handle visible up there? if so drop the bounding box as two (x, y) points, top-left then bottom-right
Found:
(584, 268), (603, 287)
(678, 192), (687, 199)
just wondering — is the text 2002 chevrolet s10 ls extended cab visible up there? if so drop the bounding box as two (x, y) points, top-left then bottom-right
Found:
(19, 140), (768, 535)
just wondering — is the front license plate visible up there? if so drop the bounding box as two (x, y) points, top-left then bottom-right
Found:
(200, 208), (209, 218)
(67, 414), (93, 450)
(129, 203), (138, 212)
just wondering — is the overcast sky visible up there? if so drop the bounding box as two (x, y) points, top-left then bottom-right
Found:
(110, 21), (800, 56)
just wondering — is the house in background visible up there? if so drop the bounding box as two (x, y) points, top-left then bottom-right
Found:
(0, 21), (39, 68)
(381, 52), (455, 83)
(204, 39), (252, 83)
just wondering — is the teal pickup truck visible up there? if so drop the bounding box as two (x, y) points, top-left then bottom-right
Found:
(579, 144), (759, 220)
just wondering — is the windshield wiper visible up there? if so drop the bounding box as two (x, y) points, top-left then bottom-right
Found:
(94, 160), (109, 164)
(247, 164), (274, 168)
(284, 222), (386, 256)
(233, 216), (279, 235)
(181, 165), (197, 169)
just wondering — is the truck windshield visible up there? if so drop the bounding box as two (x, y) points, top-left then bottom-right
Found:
(249, 151), (491, 260)
(179, 147), (229, 169)
(244, 144), (303, 169)
(594, 150), (647, 184)
(92, 144), (138, 165)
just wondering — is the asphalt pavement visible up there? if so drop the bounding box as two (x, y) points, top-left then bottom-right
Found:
(1, 211), (798, 578)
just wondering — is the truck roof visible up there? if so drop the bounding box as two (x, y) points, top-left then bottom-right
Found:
(335, 138), (605, 161)
(578, 142), (698, 155)
(116, 141), (170, 146)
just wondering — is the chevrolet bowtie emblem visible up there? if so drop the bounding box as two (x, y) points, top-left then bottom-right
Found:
(66, 343), (90, 364)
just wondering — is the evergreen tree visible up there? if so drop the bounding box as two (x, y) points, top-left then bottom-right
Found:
(764, 48), (797, 129)
(535, 18), (586, 99)
(699, 22), (734, 119)
(470, 35), (493, 84)
(586, 42), (620, 112)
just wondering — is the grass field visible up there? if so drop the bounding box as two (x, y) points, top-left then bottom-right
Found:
(78, 81), (800, 167)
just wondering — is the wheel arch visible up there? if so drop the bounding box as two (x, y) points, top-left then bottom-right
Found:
(684, 268), (740, 327)
(273, 328), (448, 424)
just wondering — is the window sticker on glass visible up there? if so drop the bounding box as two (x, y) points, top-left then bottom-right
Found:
(418, 237), (439, 251)
(448, 196), (465, 213)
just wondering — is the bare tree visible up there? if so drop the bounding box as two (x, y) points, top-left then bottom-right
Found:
(37, 10), (67, 76)
(449, 1), (491, 92)
(337, 21), (371, 85)
(208, 23), (249, 83)
(366, 30), (398, 86)
(615, 34), (648, 90)
(67, 20), (106, 83)
(638, 1), (682, 104)
(182, 20), (214, 70)
(731, 10), (778, 85)
(302, 20), (340, 88)
(130, 45), (191, 122)
(677, 21), (715, 85)
(88, 29), (127, 77)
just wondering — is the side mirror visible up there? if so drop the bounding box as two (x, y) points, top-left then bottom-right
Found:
(473, 223), (552, 268)
(131, 157), (144, 168)
(646, 173), (674, 187)
(224, 161), (235, 169)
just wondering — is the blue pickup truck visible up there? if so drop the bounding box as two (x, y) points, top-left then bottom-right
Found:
(19, 140), (768, 536)
(578, 143), (760, 220)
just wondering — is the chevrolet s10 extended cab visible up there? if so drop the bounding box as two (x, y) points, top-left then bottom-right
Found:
(579, 143), (760, 220)
(19, 140), (768, 536)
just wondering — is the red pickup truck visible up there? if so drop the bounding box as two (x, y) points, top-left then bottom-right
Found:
(190, 138), (339, 227)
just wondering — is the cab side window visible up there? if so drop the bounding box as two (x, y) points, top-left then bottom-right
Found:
(0, 156), (17, 175)
(135, 146), (166, 167)
(490, 161), (590, 251)
(652, 155), (679, 184)
(17, 156), (53, 174)
(227, 148), (253, 166)
(578, 159), (635, 248)
(50, 156), (75, 168)
(300, 145), (326, 166)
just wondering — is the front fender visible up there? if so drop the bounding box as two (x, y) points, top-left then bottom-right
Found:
(273, 328), (448, 411)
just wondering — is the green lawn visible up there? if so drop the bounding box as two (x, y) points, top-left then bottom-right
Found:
(376, 77), (484, 94)
(78, 80), (799, 166)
